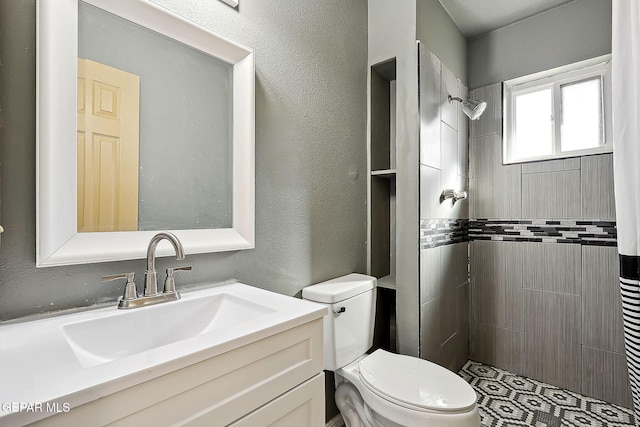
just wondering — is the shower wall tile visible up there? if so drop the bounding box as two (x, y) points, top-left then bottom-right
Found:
(421, 176), (468, 222)
(467, 136), (480, 181)
(440, 288), (458, 344)
(441, 64), (458, 130)
(470, 135), (522, 219)
(441, 123), (458, 191)
(521, 170), (581, 218)
(458, 282), (470, 339)
(421, 289), (458, 365)
(444, 174), (469, 221)
(458, 82), (469, 178)
(457, 282), (470, 370)
(420, 165), (441, 220)
(582, 154), (616, 220)
(440, 331), (467, 372)
(422, 282), (470, 371)
(523, 289), (581, 393)
(471, 240), (523, 330)
(471, 322), (523, 374)
(421, 299), (441, 363)
(582, 346), (633, 409)
(469, 83), (502, 139)
(522, 242), (581, 295)
(419, 50), (441, 168)
(420, 246), (442, 305)
(459, 175), (470, 220)
(582, 246), (625, 353)
(521, 157), (581, 174)
(442, 242), (468, 288)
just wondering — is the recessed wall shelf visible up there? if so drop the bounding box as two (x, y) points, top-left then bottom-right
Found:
(371, 169), (397, 178)
(377, 274), (396, 290)
(369, 57), (397, 282)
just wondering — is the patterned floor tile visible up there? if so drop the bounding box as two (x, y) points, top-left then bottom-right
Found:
(459, 361), (635, 427)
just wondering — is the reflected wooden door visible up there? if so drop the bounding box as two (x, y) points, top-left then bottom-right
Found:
(77, 59), (140, 232)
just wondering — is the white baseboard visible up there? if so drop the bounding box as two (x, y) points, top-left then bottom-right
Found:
(326, 413), (345, 427)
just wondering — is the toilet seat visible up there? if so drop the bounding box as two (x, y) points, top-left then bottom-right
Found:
(358, 349), (477, 413)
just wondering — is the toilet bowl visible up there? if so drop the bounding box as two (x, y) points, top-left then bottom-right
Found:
(336, 350), (480, 426)
(302, 273), (480, 427)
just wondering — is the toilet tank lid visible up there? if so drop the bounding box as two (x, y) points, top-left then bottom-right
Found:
(302, 273), (376, 303)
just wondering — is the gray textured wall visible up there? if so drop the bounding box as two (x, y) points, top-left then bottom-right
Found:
(416, 0), (467, 84)
(467, 0), (611, 90)
(0, 0), (367, 321)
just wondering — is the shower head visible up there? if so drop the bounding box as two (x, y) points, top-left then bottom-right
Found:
(448, 95), (487, 120)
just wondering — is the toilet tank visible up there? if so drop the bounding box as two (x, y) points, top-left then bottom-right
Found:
(302, 273), (377, 371)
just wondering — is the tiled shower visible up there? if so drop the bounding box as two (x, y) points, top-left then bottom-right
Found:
(418, 46), (471, 373)
(467, 83), (632, 409)
(418, 64), (631, 410)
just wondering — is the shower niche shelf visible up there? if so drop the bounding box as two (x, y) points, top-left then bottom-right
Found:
(371, 169), (396, 178)
(369, 57), (399, 355)
(376, 274), (396, 290)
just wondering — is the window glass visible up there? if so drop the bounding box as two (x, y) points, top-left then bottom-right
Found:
(560, 77), (603, 152)
(514, 88), (553, 159)
(503, 56), (611, 164)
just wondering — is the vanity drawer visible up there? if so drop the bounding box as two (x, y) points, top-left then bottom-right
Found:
(228, 373), (325, 427)
(30, 318), (323, 427)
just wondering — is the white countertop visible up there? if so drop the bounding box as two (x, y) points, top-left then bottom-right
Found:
(0, 281), (326, 426)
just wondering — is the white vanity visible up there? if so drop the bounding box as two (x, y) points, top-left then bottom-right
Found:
(0, 283), (327, 426)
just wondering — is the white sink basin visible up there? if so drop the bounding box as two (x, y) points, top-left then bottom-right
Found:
(0, 281), (326, 427)
(62, 293), (276, 367)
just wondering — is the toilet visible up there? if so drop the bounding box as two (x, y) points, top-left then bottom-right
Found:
(303, 273), (480, 427)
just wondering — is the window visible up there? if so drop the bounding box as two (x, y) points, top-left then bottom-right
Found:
(503, 55), (612, 164)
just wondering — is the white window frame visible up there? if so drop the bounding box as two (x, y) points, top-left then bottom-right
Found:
(503, 55), (612, 165)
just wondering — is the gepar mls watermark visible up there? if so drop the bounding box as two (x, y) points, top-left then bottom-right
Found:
(1, 401), (71, 414)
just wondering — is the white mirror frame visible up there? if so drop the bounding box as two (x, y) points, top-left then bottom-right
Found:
(36, 0), (255, 267)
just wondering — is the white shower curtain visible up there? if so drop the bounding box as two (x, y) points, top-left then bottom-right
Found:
(613, 1), (640, 423)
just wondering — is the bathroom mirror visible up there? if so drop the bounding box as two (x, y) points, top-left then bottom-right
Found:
(36, 0), (255, 267)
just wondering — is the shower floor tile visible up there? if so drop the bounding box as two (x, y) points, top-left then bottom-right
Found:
(459, 361), (635, 426)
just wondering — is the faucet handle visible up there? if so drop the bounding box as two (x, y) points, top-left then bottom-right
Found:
(102, 272), (138, 301)
(163, 266), (192, 294)
(167, 266), (192, 275)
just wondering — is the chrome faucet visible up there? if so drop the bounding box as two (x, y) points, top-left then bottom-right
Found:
(102, 232), (191, 309)
(143, 232), (185, 297)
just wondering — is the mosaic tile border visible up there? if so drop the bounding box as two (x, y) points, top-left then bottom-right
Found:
(469, 219), (617, 247)
(419, 219), (617, 249)
(420, 219), (469, 249)
(459, 360), (635, 426)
